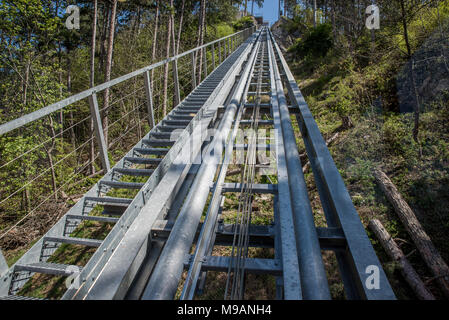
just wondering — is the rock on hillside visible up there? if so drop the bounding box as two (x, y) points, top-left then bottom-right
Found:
(271, 17), (297, 53)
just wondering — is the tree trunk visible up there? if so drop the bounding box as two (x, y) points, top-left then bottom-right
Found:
(331, 0), (336, 40)
(163, 1), (173, 117)
(369, 219), (435, 300)
(176, 0), (186, 55)
(196, 0), (206, 84)
(399, 0), (420, 144)
(373, 168), (449, 298)
(313, 0), (317, 27)
(99, 1), (110, 73)
(102, 0), (118, 146)
(151, 0), (160, 89)
(89, 0), (98, 175)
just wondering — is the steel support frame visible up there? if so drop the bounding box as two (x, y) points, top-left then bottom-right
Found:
(142, 30), (262, 301)
(268, 28), (331, 300)
(67, 32), (260, 300)
(180, 32), (263, 300)
(269, 30), (395, 300)
(0, 27), (258, 300)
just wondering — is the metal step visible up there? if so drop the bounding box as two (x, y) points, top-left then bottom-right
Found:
(169, 115), (194, 121)
(113, 168), (155, 177)
(85, 196), (131, 215)
(44, 236), (103, 247)
(173, 110), (198, 115)
(0, 295), (45, 300)
(150, 132), (180, 140)
(85, 196), (133, 205)
(156, 125), (186, 132)
(124, 157), (162, 165)
(66, 214), (119, 224)
(133, 147), (169, 156)
(100, 180), (145, 190)
(162, 120), (190, 126)
(14, 262), (81, 277)
(143, 138), (176, 147)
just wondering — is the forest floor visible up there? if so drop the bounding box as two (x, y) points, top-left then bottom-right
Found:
(286, 48), (449, 299)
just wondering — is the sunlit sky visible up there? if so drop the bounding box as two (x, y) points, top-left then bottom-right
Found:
(240, 0), (281, 27)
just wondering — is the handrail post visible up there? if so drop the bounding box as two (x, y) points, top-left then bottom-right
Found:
(224, 39), (227, 58)
(143, 70), (155, 129)
(203, 47), (207, 79)
(191, 51), (197, 89)
(212, 43), (215, 70)
(173, 58), (181, 106)
(218, 41), (222, 64)
(88, 92), (110, 172)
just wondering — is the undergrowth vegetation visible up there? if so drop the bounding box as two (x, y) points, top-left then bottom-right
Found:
(280, 0), (449, 299)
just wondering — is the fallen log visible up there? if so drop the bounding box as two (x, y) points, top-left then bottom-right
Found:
(373, 168), (449, 298)
(369, 219), (435, 300)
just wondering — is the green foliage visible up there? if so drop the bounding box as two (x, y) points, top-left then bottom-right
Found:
(233, 16), (255, 31)
(288, 24), (333, 60)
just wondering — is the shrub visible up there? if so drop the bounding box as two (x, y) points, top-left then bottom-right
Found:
(288, 23), (333, 59)
(233, 16), (255, 31)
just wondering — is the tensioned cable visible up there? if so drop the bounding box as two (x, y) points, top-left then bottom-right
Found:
(224, 29), (268, 300)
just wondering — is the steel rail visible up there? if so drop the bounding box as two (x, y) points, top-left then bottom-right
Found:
(269, 30), (396, 300)
(268, 29), (331, 300)
(225, 34), (266, 300)
(141, 30), (263, 301)
(68, 35), (259, 300)
(180, 33), (263, 301)
(266, 31), (302, 299)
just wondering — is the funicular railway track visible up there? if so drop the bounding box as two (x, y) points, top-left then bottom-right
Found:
(0, 27), (396, 300)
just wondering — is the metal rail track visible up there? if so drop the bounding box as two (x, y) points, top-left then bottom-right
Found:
(0, 26), (396, 300)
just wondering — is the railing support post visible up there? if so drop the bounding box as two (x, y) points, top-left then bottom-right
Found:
(203, 47), (207, 79)
(88, 92), (110, 172)
(143, 70), (155, 129)
(191, 52), (197, 89)
(173, 58), (181, 106)
(212, 43), (215, 70)
(224, 39), (227, 58)
(218, 41), (222, 64)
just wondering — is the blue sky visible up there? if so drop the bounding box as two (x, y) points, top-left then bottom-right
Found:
(241, 1), (280, 26)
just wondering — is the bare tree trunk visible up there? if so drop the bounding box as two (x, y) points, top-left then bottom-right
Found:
(176, 0), (186, 55)
(163, 1), (173, 117)
(374, 168), (449, 298)
(331, 0), (336, 39)
(399, 0), (420, 145)
(369, 219), (435, 300)
(196, 0), (206, 84)
(102, 0), (118, 146)
(151, 0), (160, 90)
(313, 0), (317, 27)
(89, 0), (98, 175)
(244, 0), (248, 16)
(99, 1), (110, 73)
